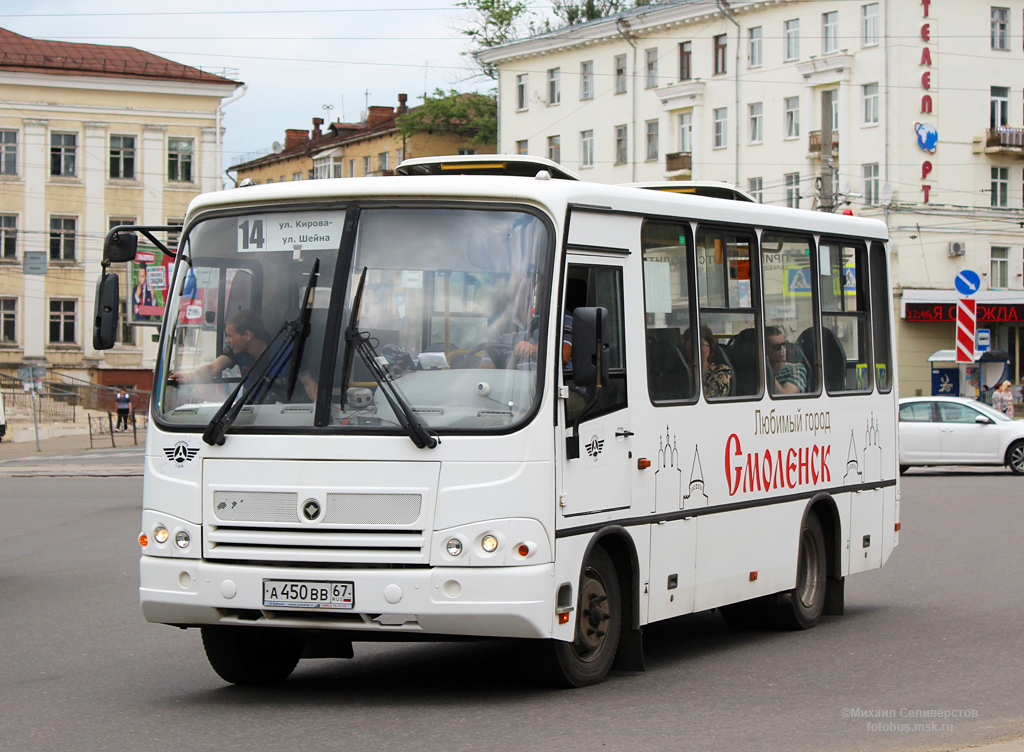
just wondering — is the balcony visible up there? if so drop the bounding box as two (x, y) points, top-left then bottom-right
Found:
(665, 152), (692, 174)
(984, 127), (1024, 154)
(808, 130), (839, 156)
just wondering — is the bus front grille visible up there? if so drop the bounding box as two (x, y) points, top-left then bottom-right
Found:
(203, 525), (427, 565)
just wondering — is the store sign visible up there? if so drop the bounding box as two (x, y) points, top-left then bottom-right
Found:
(919, 0), (935, 203)
(905, 302), (1024, 323)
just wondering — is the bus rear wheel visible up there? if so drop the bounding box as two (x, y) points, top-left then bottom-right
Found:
(201, 626), (304, 685)
(775, 513), (827, 630)
(547, 546), (622, 688)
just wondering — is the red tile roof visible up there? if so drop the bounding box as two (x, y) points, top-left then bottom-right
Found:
(0, 27), (241, 86)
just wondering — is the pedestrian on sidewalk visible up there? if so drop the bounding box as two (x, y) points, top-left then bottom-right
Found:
(115, 388), (132, 432)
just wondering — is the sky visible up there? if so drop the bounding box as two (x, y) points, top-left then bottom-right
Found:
(3, 1), (528, 168)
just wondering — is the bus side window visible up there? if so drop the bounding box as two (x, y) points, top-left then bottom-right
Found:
(820, 238), (871, 393)
(696, 226), (760, 398)
(564, 264), (627, 423)
(641, 219), (697, 403)
(869, 242), (893, 393)
(761, 231), (818, 396)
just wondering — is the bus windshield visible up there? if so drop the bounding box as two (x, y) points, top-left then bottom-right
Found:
(157, 205), (553, 434)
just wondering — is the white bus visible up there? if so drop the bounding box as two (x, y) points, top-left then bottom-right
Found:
(93, 155), (899, 687)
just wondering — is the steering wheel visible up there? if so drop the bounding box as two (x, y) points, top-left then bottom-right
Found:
(463, 341), (515, 369)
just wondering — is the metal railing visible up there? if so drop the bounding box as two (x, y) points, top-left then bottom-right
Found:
(44, 370), (150, 412)
(0, 389), (78, 422)
(808, 130), (840, 153)
(986, 127), (1024, 148)
(89, 412), (147, 449)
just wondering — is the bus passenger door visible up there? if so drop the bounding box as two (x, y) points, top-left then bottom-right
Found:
(558, 258), (632, 518)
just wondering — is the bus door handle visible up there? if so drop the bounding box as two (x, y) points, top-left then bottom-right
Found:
(615, 429), (634, 438)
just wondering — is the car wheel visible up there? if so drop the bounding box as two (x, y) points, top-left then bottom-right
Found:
(1007, 441), (1024, 475)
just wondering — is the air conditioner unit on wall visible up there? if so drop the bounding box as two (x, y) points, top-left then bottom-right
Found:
(948, 241), (967, 257)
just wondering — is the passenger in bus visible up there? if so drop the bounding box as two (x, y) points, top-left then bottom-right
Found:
(171, 309), (317, 400)
(682, 325), (733, 398)
(766, 325), (807, 394)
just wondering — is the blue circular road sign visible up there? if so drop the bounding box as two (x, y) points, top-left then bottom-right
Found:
(955, 270), (981, 296)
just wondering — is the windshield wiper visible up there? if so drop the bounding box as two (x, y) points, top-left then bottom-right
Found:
(285, 258), (320, 400)
(342, 268), (437, 449)
(202, 259), (320, 446)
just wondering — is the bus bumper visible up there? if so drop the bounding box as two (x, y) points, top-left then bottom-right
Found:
(140, 556), (555, 639)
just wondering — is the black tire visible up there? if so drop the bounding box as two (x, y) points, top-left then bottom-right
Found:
(774, 513), (827, 630)
(718, 596), (773, 630)
(1006, 441), (1024, 475)
(546, 546), (622, 688)
(201, 626), (304, 685)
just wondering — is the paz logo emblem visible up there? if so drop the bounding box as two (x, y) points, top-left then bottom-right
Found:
(301, 499), (322, 521)
(163, 441), (199, 467)
(584, 435), (605, 460)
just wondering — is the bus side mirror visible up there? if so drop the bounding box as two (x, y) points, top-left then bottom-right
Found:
(104, 229), (138, 263)
(572, 306), (609, 389)
(93, 273), (120, 350)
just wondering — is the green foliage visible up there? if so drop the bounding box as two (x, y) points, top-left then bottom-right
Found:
(396, 89), (498, 147)
(457, 0), (531, 77)
(552, 0), (627, 25)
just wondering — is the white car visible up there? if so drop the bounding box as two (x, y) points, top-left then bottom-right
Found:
(898, 396), (1024, 474)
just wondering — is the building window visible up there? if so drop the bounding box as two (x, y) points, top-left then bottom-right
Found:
(1, 215), (16, 259)
(378, 152), (389, 171)
(679, 112), (692, 153)
(292, 172), (302, 181)
(991, 166), (1009, 207)
(49, 299), (76, 344)
(992, 7), (1009, 49)
(1, 130), (17, 175)
(547, 135), (561, 163)
(49, 217), (76, 262)
(580, 61), (594, 100)
(615, 125), (628, 164)
(580, 130), (594, 168)
(313, 157), (331, 180)
(118, 300), (135, 346)
(333, 162), (344, 178)
(348, 159), (355, 177)
(748, 177), (763, 203)
(679, 42), (692, 81)
(396, 148), (404, 163)
(784, 97), (800, 139)
(166, 218), (183, 250)
(50, 133), (77, 177)
(862, 3), (880, 46)
(614, 54), (628, 94)
(363, 156), (371, 175)
(167, 138), (193, 182)
(823, 11), (839, 53)
(516, 74), (528, 110)
(516, 139), (528, 155)
(749, 102), (763, 143)
(992, 247), (1010, 288)
(548, 67), (561, 105)
(108, 216), (136, 233)
(785, 172), (801, 208)
(991, 86), (1010, 127)
(645, 48), (658, 88)
(827, 90), (839, 132)
(713, 107), (728, 148)
(457, 148), (476, 156)
(109, 135), (135, 179)
(863, 83), (880, 125)
(645, 120), (659, 161)
(713, 34), (727, 75)
(748, 26), (763, 67)
(863, 163), (879, 205)
(0, 297), (15, 344)
(784, 19), (800, 61)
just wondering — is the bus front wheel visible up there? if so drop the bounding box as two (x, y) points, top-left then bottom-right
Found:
(201, 626), (304, 685)
(775, 513), (827, 630)
(547, 546), (622, 688)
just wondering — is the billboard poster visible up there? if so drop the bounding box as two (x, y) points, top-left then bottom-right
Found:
(129, 248), (205, 327)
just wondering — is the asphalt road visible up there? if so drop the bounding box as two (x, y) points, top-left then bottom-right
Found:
(1, 464), (1022, 752)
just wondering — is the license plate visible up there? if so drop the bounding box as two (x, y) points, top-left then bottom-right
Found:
(263, 580), (354, 610)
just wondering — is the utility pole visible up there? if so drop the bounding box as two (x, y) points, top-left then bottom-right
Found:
(819, 90), (835, 212)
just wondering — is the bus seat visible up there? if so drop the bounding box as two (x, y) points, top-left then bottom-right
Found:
(787, 334), (815, 393)
(806, 326), (847, 392)
(647, 336), (692, 401)
(726, 328), (761, 396)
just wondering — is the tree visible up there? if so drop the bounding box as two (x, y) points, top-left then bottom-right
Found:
(457, 0), (532, 78)
(396, 89), (497, 148)
(552, 0), (630, 26)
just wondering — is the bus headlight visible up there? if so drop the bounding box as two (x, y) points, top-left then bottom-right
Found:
(174, 530), (191, 549)
(481, 534), (499, 553)
(446, 538), (463, 557)
(153, 525), (170, 544)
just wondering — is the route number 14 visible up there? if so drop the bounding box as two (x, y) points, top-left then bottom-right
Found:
(238, 219), (266, 251)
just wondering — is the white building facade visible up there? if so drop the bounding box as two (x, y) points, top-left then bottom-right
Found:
(479, 0), (1024, 397)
